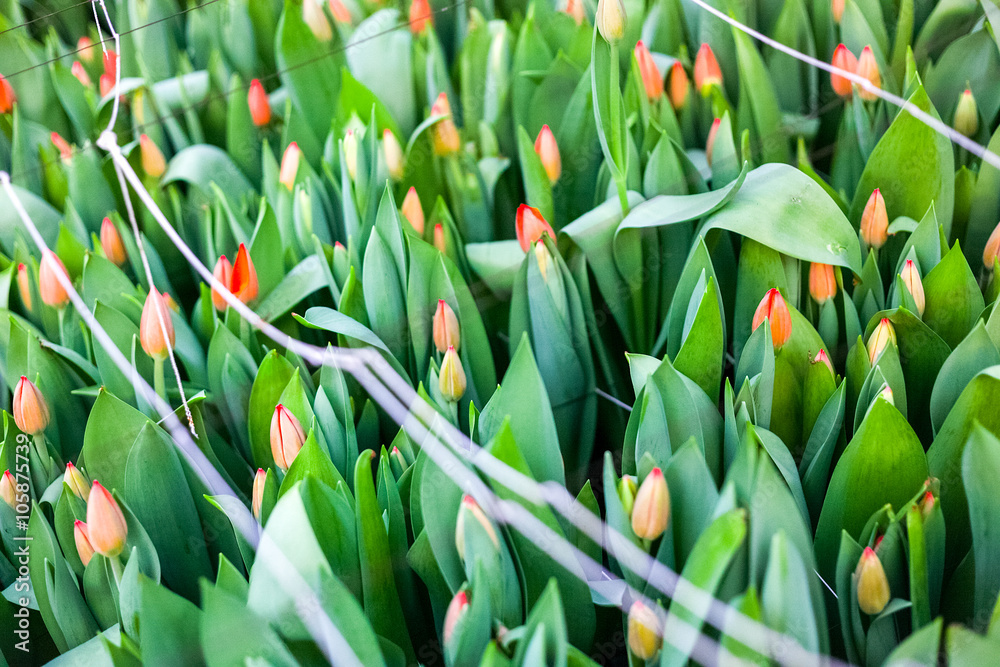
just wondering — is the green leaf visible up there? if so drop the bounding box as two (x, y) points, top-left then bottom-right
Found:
(929, 322), (1000, 432)
(921, 242), (985, 348)
(962, 425), (1000, 630)
(162, 145), (254, 202)
(138, 576), (204, 667)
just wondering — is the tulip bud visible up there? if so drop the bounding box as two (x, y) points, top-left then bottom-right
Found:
(856, 547), (890, 614)
(64, 462), (90, 499)
(383, 130), (405, 181)
(832, 0), (844, 22)
(389, 446), (408, 475)
(919, 491), (935, 519)
(139, 134), (166, 178)
(51, 132), (73, 163)
(74, 521), (96, 567)
(595, 0), (626, 43)
(515, 204), (556, 252)
(212, 255), (233, 311)
(439, 346), (467, 402)
(705, 117), (721, 167)
(809, 263), (837, 304)
(248, 79), (271, 127)
(812, 349), (835, 376)
(139, 289), (175, 360)
(618, 474), (638, 517)
(627, 600), (663, 660)
(252, 468), (266, 521)
(279, 142), (301, 191)
(899, 259), (925, 316)
(328, 0), (351, 23)
(433, 300), (461, 354)
(954, 89), (978, 138)
(270, 404), (306, 471)
(77, 37), (96, 63)
(99, 74), (114, 98)
(534, 240), (556, 283)
(39, 251), (70, 308)
(402, 187), (425, 234)
(71, 61), (91, 88)
(855, 46), (880, 102)
(0, 470), (15, 508)
(751, 288), (792, 350)
(668, 62), (689, 110)
(100, 217), (127, 266)
(103, 50), (117, 79)
(455, 495), (500, 560)
(86, 481), (128, 558)
(342, 130), (358, 181)
(867, 318), (897, 364)
(442, 591), (469, 646)
(409, 0), (432, 34)
(694, 44), (722, 94)
(879, 384), (894, 406)
(564, 0), (584, 25)
(0, 74), (15, 114)
(830, 44), (858, 99)
(534, 124), (562, 184)
(430, 93), (461, 156)
(231, 243), (259, 304)
(302, 0), (333, 41)
(631, 467), (670, 540)
(984, 220), (1000, 269)
(433, 223), (447, 253)
(634, 41), (663, 102)
(16, 263), (32, 312)
(13, 375), (50, 436)
(860, 188), (888, 249)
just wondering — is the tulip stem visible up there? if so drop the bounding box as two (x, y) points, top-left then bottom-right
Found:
(57, 307), (67, 346)
(608, 42), (630, 217)
(153, 357), (166, 402)
(110, 553), (125, 586)
(32, 434), (55, 479)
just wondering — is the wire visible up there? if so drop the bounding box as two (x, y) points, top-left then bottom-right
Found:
(0, 0), (94, 37)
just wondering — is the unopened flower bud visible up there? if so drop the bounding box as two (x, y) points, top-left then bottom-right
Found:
(101, 217), (127, 266)
(86, 481), (128, 557)
(252, 468), (266, 521)
(984, 220), (1000, 269)
(631, 467), (670, 540)
(515, 204), (555, 252)
(455, 495), (500, 560)
(270, 404), (306, 472)
(705, 117), (721, 167)
(77, 37), (96, 63)
(752, 288), (792, 350)
(99, 74), (114, 98)
(855, 46), (880, 102)
(618, 474), (637, 517)
(74, 521), (96, 566)
(102, 50), (117, 79)
(534, 124), (561, 184)
(668, 62), (689, 110)
(860, 188), (888, 249)
(409, 0), (432, 34)
(595, 0), (626, 43)
(830, 44), (857, 99)
(439, 346), (467, 402)
(954, 89), (978, 138)
(402, 187), (425, 234)
(212, 255), (233, 311)
(443, 590), (469, 645)
(303, 0), (333, 41)
(856, 546), (890, 614)
(230, 243), (259, 304)
(867, 318), (897, 364)
(328, 0), (351, 24)
(71, 61), (91, 88)
(64, 462), (90, 499)
(430, 93), (461, 156)
(832, 0), (844, 22)
(812, 349), (835, 376)
(389, 446), (408, 475)
(17, 263), (32, 312)
(0, 75), (15, 114)
(919, 491), (935, 519)
(694, 44), (722, 95)
(634, 41), (663, 102)
(899, 259), (925, 316)
(809, 263), (837, 304)
(139, 289), (175, 360)
(534, 241), (555, 282)
(879, 384), (894, 405)
(433, 300), (461, 354)
(627, 600), (662, 660)
(139, 134), (166, 178)
(51, 132), (73, 163)
(564, 0), (584, 24)
(433, 223), (447, 253)
(279, 142), (301, 191)
(248, 79), (271, 127)
(383, 130), (405, 181)
(14, 376), (50, 435)
(0, 471), (15, 508)
(39, 251), (70, 308)
(343, 130), (358, 181)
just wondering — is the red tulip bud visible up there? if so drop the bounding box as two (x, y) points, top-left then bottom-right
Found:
(230, 243), (259, 304)
(248, 79), (271, 127)
(409, 0), (433, 34)
(86, 481), (128, 558)
(694, 44), (722, 94)
(71, 61), (91, 88)
(634, 41), (663, 102)
(830, 44), (857, 99)
(515, 204), (555, 252)
(752, 288), (792, 349)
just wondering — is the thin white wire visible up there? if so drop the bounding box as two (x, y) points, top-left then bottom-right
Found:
(685, 0), (1000, 170)
(0, 173), (365, 667)
(90, 0), (122, 132)
(100, 138), (843, 666)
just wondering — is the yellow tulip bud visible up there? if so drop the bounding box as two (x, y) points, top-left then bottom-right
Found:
(631, 467), (670, 540)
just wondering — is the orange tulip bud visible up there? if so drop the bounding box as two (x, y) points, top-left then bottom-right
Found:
(270, 404), (306, 471)
(13, 376), (50, 436)
(694, 44), (722, 94)
(383, 129), (405, 181)
(433, 223), (446, 253)
(752, 288), (792, 350)
(860, 188), (888, 250)
(595, 0), (627, 44)
(832, 0), (844, 22)
(139, 134), (166, 178)
(867, 318), (897, 364)
(302, 0), (333, 41)
(402, 187), (425, 234)
(515, 204), (555, 252)
(39, 250), (70, 308)
(51, 132), (73, 163)
(830, 44), (858, 99)
(279, 142), (301, 191)
(77, 37), (96, 63)
(809, 263), (837, 304)
(248, 79), (271, 127)
(409, 0), (433, 34)
(430, 93), (461, 156)
(139, 289), (175, 360)
(86, 481), (128, 558)
(16, 263), (32, 312)
(634, 41), (663, 102)
(433, 299), (461, 354)
(564, 0), (584, 24)
(212, 255), (233, 311)
(328, 0), (351, 23)
(705, 117), (721, 167)
(71, 61), (91, 88)
(99, 74), (114, 98)
(1, 470), (16, 508)
(631, 467), (670, 540)
(252, 468), (266, 521)
(627, 600), (663, 660)
(534, 124), (562, 184)
(0, 74), (15, 114)
(74, 521), (96, 566)
(439, 346), (467, 402)
(856, 546), (890, 614)
(855, 46), (880, 102)
(812, 349), (835, 376)
(101, 217), (127, 266)
(64, 462), (90, 499)
(102, 50), (117, 78)
(230, 243), (259, 304)
(668, 62), (689, 110)
(899, 259), (925, 316)
(954, 89), (978, 138)
(984, 220), (1000, 269)
(455, 494), (500, 560)
(443, 590), (469, 645)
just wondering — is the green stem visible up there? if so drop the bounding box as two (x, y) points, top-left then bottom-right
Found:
(57, 307), (67, 346)
(608, 42), (630, 217)
(153, 357), (166, 402)
(32, 433), (54, 479)
(110, 553), (125, 587)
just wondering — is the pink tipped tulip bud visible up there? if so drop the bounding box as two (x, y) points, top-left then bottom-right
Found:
(443, 590), (469, 645)
(812, 349), (835, 377)
(402, 187), (425, 234)
(270, 404), (306, 472)
(17, 263), (32, 312)
(248, 79), (272, 127)
(302, 0), (333, 41)
(139, 134), (166, 178)
(855, 46), (881, 102)
(433, 223), (447, 253)
(752, 288), (793, 350)
(899, 259), (925, 316)
(627, 600), (663, 660)
(279, 142), (301, 191)
(984, 220), (1000, 270)
(139, 289), (175, 360)
(64, 462), (90, 499)
(455, 495), (500, 560)
(433, 300), (461, 354)
(74, 521), (96, 567)
(856, 547), (890, 614)
(71, 61), (91, 88)
(694, 44), (722, 94)
(77, 37), (97, 63)
(51, 132), (73, 163)
(860, 188), (888, 250)
(439, 346), (467, 403)
(383, 130), (405, 181)
(212, 255), (233, 311)
(13, 376), (50, 435)
(515, 204), (555, 252)
(705, 117), (721, 167)
(809, 263), (837, 304)
(534, 124), (562, 184)
(631, 467), (670, 540)
(830, 44), (858, 99)
(101, 217), (127, 266)
(39, 251), (70, 308)
(86, 481), (128, 558)
(832, 0), (844, 23)
(564, 0), (585, 24)
(954, 89), (978, 138)
(252, 468), (266, 521)
(867, 318), (897, 364)
(1, 471), (16, 508)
